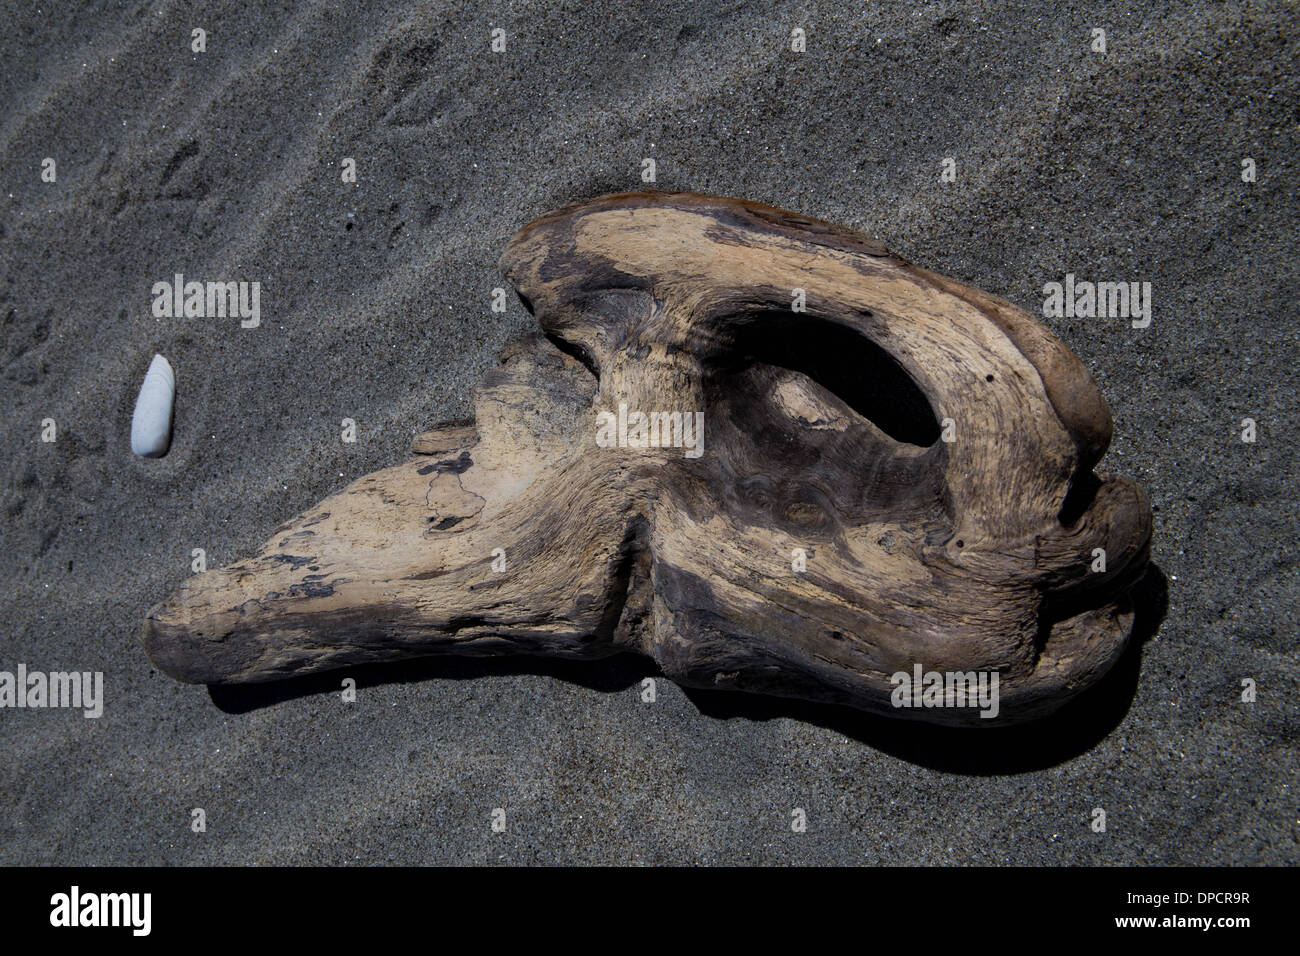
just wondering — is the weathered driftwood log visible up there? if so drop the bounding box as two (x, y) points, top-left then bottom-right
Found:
(143, 191), (1152, 725)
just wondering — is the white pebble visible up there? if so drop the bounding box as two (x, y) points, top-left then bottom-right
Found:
(130, 354), (175, 458)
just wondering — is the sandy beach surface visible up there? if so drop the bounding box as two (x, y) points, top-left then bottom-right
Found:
(1, 0), (1296, 864)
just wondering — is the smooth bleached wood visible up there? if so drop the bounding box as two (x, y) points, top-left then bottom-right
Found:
(143, 192), (1152, 725)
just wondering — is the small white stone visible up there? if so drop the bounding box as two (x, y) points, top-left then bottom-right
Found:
(130, 354), (175, 458)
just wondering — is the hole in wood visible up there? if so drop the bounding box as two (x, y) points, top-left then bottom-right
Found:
(727, 312), (940, 446)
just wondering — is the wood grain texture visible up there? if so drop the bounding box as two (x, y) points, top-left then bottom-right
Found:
(143, 191), (1152, 725)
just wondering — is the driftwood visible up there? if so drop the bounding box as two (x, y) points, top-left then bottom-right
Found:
(143, 191), (1152, 725)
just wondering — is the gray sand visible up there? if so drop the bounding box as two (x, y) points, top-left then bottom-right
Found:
(1, 0), (1296, 864)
